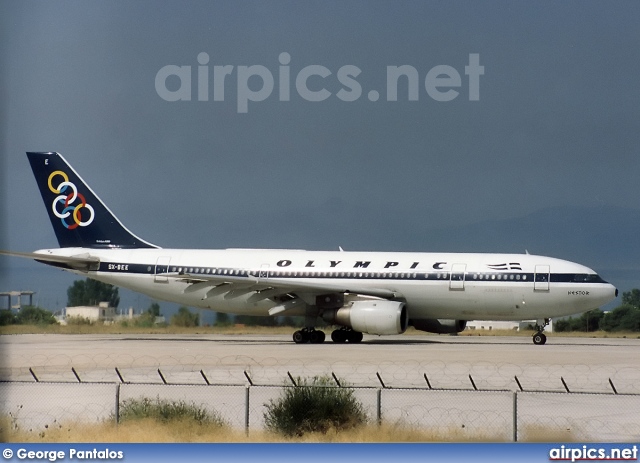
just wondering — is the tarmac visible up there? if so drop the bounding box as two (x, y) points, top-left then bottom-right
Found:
(2, 333), (639, 392)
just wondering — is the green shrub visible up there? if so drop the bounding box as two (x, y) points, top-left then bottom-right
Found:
(214, 312), (233, 327)
(16, 306), (57, 325)
(132, 312), (155, 328)
(116, 397), (225, 426)
(66, 316), (94, 325)
(601, 305), (640, 332)
(0, 310), (16, 326)
(264, 376), (367, 437)
(170, 307), (199, 327)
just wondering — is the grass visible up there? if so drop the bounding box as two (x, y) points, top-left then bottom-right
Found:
(0, 390), (580, 444)
(0, 393), (514, 443)
(1, 414), (579, 443)
(1, 417), (512, 443)
(518, 424), (576, 443)
(0, 324), (299, 336)
(0, 391), (580, 443)
(2, 323), (638, 338)
(457, 328), (640, 339)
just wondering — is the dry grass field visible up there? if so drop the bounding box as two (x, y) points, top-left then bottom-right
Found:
(0, 324), (295, 336)
(3, 417), (569, 443)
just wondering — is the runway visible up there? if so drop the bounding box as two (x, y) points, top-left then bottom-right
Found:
(2, 333), (640, 441)
(2, 333), (640, 392)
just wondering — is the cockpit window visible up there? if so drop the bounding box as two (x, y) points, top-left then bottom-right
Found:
(551, 273), (608, 283)
(572, 274), (607, 283)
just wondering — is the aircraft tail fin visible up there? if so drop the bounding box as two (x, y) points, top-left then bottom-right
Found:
(26, 152), (158, 249)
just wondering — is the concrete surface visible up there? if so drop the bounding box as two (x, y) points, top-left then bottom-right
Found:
(1, 334), (639, 440)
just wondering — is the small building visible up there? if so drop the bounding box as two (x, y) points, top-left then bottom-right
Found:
(66, 302), (116, 323)
(1, 291), (36, 310)
(465, 319), (554, 332)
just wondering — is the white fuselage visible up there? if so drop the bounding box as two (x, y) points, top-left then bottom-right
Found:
(38, 247), (617, 322)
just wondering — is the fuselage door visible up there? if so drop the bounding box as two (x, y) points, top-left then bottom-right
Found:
(154, 256), (171, 283)
(534, 265), (550, 291)
(450, 263), (466, 290)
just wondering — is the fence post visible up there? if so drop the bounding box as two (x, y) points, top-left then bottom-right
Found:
(245, 385), (250, 436)
(377, 388), (382, 426)
(115, 383), (121, 425)
(512, 391), (518, 442)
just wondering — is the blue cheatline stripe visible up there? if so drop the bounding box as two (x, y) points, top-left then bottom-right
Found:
(85, 261), (609, 285)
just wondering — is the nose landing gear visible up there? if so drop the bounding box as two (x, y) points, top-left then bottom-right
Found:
(532, 332), (547, 345)
(532, 318), (550, 345)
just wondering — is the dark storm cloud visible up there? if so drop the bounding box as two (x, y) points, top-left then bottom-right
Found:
(1, 0), (639, 308)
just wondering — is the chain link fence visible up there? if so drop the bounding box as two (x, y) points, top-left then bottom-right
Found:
(2, 376), (639, 441)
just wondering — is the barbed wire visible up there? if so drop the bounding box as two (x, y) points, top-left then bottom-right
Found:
(2, 382), (639, 442)
(2, 353), (639, 394)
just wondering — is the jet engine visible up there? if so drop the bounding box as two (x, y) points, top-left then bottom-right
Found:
(410, 318), (467, 334)
(322, 300), (408, 335)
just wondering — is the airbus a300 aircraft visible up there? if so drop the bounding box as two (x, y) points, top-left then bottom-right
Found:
(1, 152), (617, 345)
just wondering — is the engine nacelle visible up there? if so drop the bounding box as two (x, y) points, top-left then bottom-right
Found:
(322, 300), (408, 335)
(410, 318), (467, 334)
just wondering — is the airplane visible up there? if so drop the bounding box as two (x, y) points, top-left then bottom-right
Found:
(0, 152), (618, 345)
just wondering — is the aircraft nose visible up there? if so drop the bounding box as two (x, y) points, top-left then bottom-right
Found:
(599, 283), (618, 306)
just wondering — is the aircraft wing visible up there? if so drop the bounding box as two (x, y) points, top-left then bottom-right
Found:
(172, 271), (400, 306)
(0, 250), (100, 271)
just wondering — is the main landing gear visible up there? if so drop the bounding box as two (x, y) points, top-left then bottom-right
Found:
(330, 327), (363, 344)
(292, 328), (326, 344)
(291, 327), (364, 344)
(532, 318), (550, 345)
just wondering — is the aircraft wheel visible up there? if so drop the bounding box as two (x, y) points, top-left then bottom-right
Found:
(309, 330), (325, 344)
(347, 331), (363, 343)
(532, 332), (547, 345)
(331, 329), (347, 343)
(293, 330), (306, 344)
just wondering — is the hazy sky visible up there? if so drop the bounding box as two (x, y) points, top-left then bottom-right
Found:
(1, 1), (639, 313)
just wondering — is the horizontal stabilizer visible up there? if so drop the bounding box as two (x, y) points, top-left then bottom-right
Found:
(0, 249), (99, 271)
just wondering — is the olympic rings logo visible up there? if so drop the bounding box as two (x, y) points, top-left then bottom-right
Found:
(48, 170), (95, 229)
